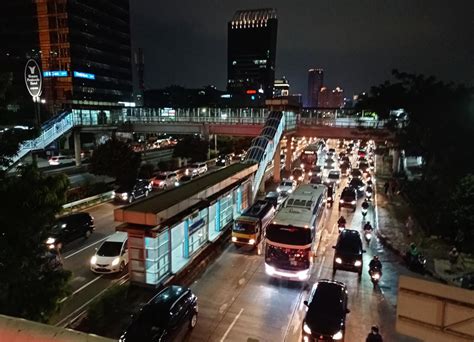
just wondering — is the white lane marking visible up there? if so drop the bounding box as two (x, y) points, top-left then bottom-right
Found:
(317, 256), (326, 279)
(220, 308), (244, 342)
(63, 235), (112, 259)
(59, 275), (103, 303)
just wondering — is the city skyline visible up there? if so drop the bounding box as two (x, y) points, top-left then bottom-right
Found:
(131, 0), (473, 98)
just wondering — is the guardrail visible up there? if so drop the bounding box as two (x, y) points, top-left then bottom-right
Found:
(62, 190), (114, 214)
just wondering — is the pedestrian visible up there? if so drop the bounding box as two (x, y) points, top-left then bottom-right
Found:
(383, 181), (390, 195)
(448, 247), (459, 272)
(405, 216), (414, 237)
(366, 325), (383, 342)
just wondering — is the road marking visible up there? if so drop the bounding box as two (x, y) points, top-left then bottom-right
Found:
(220, 308), (244, 342)
(63, 235), (112, 259)
(59, 275), (103, 303)
(317, 256), (326, 279)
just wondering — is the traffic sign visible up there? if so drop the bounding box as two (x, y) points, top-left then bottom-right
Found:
(24, 59), (43, 98)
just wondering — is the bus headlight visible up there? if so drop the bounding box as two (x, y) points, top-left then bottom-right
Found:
(335, 257), (342, 264)
(303, 322), (312, 334)
(232, 236), (237, 242)
(265, 264), (275, 275)
(297, 270), (309, 280)
(248, 239), (255, 245)
(332, 330), (343, 340)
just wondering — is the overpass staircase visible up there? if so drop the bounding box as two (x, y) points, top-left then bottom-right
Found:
(244, 111), (286, 200)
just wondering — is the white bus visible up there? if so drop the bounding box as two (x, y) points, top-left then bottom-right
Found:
(264, 184), (327, 281)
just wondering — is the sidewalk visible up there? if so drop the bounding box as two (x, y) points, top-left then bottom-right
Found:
(374, 155), (474, 287)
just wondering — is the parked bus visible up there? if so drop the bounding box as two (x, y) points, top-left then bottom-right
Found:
(264, 184), (327, 281)
(232, 200), (275, 253)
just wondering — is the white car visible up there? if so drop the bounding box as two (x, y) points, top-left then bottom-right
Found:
(325, 170), (341, 186)
(90, 232), (128, 274)
(48, 155), (75, 166)
(186, 162), (208, 176)
(276, 179), (297, 195)
(152, 172), (178, 189)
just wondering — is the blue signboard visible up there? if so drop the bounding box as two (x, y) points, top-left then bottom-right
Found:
(43, 70), (68, 77)
(189, 218), (205, 235)
(73, 71), (96, 80)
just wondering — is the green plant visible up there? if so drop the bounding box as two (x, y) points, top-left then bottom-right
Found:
(87, 284), (129, 330)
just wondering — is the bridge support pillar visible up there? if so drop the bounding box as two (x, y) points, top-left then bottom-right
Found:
(73, 130), (82, 167)
(285, 136), (292, 172)
(214, 134), (218, 155)
(273, 141), (281, 183)
(201, 124), (210, 160)
(391, 148), (401, 174)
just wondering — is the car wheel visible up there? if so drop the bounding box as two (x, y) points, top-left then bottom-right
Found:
(119, 261), (125, 273)
(189, 312), (198, 329)
(84, 230), (91, 239)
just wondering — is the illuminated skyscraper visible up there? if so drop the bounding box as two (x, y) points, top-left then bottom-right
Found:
(307, 68), (324, 107)
(227, 8), (278, 99)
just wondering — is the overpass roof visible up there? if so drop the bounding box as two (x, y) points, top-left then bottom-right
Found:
(115, 163), (257, 227)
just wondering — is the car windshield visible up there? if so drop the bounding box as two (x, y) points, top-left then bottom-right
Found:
(341, 189), (356, 199)
(337, 236), (362, 254)
(233, 222), (256, 234)
(97, 241), (122, 257)
(328, 172), (339, 179)
(281, 181), (293, 187)
(308, 285), (344, 317)
(266, 224), (312, 245)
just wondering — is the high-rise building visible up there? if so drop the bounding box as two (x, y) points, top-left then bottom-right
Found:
(0, 0), (133, 114)
(273, 77), (289, 97)
(307, 68), (324, 107)
(318, 86), (344, 108)
(227, 8), (278, 99)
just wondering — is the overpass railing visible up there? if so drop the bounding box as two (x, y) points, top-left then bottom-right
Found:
(298, 117), (388, 128)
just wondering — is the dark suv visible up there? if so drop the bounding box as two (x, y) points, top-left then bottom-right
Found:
(46, 212), (95, 250)
(302, 280), (350, 341)
(339, 187), (357, 212)
(333, 229), (365, 277)
(120, 285), (198, 342)
(115, 179), (152, 203)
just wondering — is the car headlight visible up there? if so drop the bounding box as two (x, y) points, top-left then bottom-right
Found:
(308, 172), (312, 176)
(121, 193), (128, 199)
(91, 256), (97, 265)
(300, 163), (304, 169)
(335, 257), (342, 264)
(351, 200), (356, 205)
(232, 236), (237, 242)
(303, 322), (312, 334)
(332, 330), (344, 340)
(276, 187), (281, 192)
(290, 176), (294, 180)
(175, 181), (180, 187)
(248, 239), (255, 245)
(111, 257), (120, 266)
(287, 189), (293, 193)
(46, 237), (56, 245)
(339, 199), (344, 203)
(354, 260), (362, 267)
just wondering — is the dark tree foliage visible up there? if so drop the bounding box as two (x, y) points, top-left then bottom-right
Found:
(0, 128), (39, 170)
(358, 70), (474, 243)
(89, 138), (141, 185)
(173, 135), (209, 162)
(0, 165), (71, 322)
(138, 163), (155, 179)
(447, 175), (474, 251)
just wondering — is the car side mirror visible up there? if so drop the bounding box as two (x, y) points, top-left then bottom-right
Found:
(303, 300), (309, 307)
(346, 308), (351, 314)
(332, 246), (336, 249)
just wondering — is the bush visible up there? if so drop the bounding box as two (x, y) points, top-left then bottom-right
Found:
(87, 284), (129, 331)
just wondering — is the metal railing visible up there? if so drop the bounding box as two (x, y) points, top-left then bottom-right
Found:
(62, 190), (115, 214)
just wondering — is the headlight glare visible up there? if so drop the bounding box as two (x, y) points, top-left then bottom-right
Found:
(354, 260), (362, 267)
(332, 330), (343, 340)
(111, 257), (120, 266)
(90, 256), (97, 264)
(335, 257), (342, 264)
(303, 322), (312, 334)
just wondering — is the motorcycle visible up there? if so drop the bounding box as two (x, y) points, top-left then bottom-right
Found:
(365, 187), (373, 201)
(369, 268), (382, 288)
(364, 229), (373, 242)
(362, 207), (368, 218)
(404, 253), (427, 274)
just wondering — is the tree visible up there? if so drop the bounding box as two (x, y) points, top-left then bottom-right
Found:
(89, 138), (141, 185)
(0, 164), (71, 322)
(448, 175), (474, 252)
(173, 135), (209, 162)
(0, 128), (39, 170)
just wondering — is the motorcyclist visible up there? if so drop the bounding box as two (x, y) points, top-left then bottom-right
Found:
(337, 216), (346, 227)
(362, 199), (370, 211)
(366, 325), (383, 342)
(364, 221), (373, 232)
(369, 255), (382, 271)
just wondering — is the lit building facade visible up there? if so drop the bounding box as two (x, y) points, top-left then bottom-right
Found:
(227, 8), (278, 99)
(307, 68), (324, 107)
(318, 86), (344, 108)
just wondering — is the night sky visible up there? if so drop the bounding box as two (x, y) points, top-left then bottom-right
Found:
(131, 0), (473, 99)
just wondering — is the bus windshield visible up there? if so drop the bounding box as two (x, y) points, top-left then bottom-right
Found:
(233, 221), (256, 234)
(266, 224), (312, 245)
(265, 244), (310, 270)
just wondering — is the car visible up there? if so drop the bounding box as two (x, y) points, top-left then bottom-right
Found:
(276, 179), (296, 195)
(349, 169), (363, 180)
(46, 212), (95, 250)
(333, 229), (365, 277)
(216, 154), (231, 166)
(114, 179), (152, 203)
(310, 175), (323, 185)
(302, 280), (350, 342)
(186, 162), (208, 176)
(91, 232), (128, 273)
(340, 162), (352, 176)
(177, 174), (196, 185)
(349, 178), (365, 194)
(327, 148), (336, 157)
(339, 187), (357, 212)
(358, 161), (370, 174)
(358, 149), (366, 158)
(325, 157), (336, 165)
(119, 285), (198, 342)
(265, 191), (286, 209)
(325, 170), (341, 187)
(48, 155), (75, 166)
(291, 168), (305, 183)
(308, 165), (322, 178)
(152, 172), (178, 190)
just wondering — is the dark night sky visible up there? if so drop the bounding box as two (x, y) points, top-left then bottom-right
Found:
(131, 0), (473, 99)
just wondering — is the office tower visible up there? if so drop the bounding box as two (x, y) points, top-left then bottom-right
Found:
(227, 8), (278, 99)
(307, 68), (324, 107)
(318, 86), (344, 108)
(0, 0), (133, 114)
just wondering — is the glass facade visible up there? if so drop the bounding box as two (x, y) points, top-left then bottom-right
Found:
(127, 180), (250, 286)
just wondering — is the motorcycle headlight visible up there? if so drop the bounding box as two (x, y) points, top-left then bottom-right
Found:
(354, 260), (362, 267)
(232, 236), (237, 242)
(335, 257), (342, 264)
(332, 330), (344, 340)
(351, 200), (356, 205)
(303, 322), (312, 334)
(372, 273), (380, 280)
(90, 255), (97, 265)
(46, 237), (56, 245)
(111, 257), (120, 266)
(308, 172), (312, 176)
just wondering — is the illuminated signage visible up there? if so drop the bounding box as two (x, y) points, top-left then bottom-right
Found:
(73, 71), (95, 80)
(246, 90), (257, 94)
(43, 70), (68, 77)
(24, 59), (42, 98)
